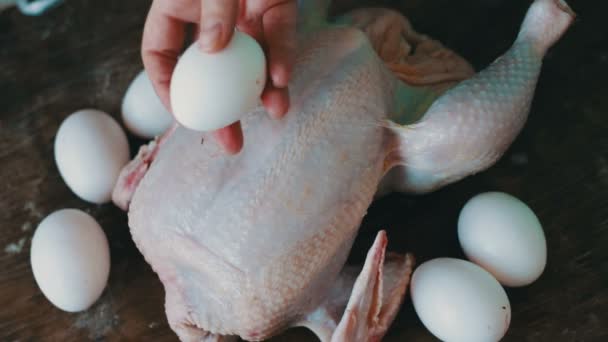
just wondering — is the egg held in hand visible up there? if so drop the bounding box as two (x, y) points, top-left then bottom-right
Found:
(458, 192), (547, 287)
(30, 209), (110, 312)
(411, 258), (511, 342)
(170, 30), (267, 132)
(54, 109), (130, 204)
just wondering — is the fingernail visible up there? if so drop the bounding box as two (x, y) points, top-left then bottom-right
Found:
(199, 23), (222, 52)
(272, 65), (290, 88)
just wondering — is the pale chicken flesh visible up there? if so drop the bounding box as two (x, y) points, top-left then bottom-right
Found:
(113, 1), (574, 340)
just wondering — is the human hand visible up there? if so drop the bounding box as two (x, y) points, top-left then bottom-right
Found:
(142, 0), (297, 153)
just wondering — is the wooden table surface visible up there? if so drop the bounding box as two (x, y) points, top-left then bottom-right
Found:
(1, 0), (606, 341)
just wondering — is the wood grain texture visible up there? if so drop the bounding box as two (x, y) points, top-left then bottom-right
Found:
(1, 0), (606, 341)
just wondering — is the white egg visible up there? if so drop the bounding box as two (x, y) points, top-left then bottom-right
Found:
(411, 258), (511, 342)
(54, 109), (130, 204)
(122, 70), (174, 139)
(30, 209), (110, 312)
(170, 30), (266, 132)
(458, 192), (547, 287)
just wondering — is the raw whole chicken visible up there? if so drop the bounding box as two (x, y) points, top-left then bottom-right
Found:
(113, 0), (574, 340)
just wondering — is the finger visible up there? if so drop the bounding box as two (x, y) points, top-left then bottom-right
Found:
(262, 1), (297, 88)
(261, 85), (290, 119)
(199, 0), (239, 52)
(236, 0), (264, 44)
(141, 1), (190, 111)
(192, 24), (200, 41)
(212, 121), (244, 154)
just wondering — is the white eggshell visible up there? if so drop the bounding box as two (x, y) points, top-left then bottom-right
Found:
(411, 258), (511, 342)
(122, 70), (173, 138)
(170, 30), (266, 131)
(54, 109), (130, 204)
(458, 192), (547, 287)
(30, 209), (110, 312)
